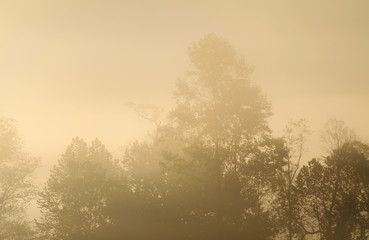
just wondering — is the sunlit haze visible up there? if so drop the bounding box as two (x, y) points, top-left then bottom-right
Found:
(2, 1), (368, 168)
(1, 1), (369, 236)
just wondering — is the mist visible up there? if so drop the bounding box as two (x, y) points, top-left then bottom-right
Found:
(1, 1), (369, 239)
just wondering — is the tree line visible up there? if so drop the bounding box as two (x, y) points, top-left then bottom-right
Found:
(1, 34), (368, 240)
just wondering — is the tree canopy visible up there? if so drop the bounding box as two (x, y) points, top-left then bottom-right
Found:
(37, 138), (121, 240)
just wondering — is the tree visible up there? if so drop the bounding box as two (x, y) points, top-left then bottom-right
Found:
(93, 34), (288, 239)
(103, 140), (174, 240)
(239, 137), (288, 239)
(171, 33), (271, 156)
(276, 119), (311, 240)
(321, 118), (356, 153)
(37, 137), (121, 240)
(295, 141), (369, 240)
(161, 33), (280, 239)
(170, 33), (272, 185)
(104, 139), (227, 240)
(0, 117), (39, 240)
(104, 34), (282, 240)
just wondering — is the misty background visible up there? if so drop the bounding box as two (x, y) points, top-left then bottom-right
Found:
(1, 1), (369, 240)
(1, 0), (369, 199)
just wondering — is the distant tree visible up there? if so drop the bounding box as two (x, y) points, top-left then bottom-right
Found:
(321, 118), (356, 153)
(171, 33), (271, 156)
(97, 34), (293, 239)
(37, 138), (121, 240)
(0, 117), (38, 240)
(104, 34), (282, 240)
(161, 33), (280, 239)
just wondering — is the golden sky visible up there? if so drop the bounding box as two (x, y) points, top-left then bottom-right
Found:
(1, 0), (369, 176)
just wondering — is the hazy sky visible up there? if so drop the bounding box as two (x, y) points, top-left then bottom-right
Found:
(1, 0), (369, 179)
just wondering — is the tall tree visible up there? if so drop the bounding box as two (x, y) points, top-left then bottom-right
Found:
(37, 138), (121, 240)
(162, 33), (280, 239)
(104, 34), (287, 239)
(170, 33), (272, 185)
(0, 117), (39, 240)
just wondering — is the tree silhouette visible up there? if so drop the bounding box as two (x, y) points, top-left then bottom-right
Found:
(37, 138), (121, 240)
(295, 141), (369, 240)
(100, 33), (284, 240)
(158, 33), (281, 239)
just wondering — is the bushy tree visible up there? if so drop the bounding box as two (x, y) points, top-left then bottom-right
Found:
(295, 141), (369, 240)
(159, 33), (283, 239)
(0, 117), (38, 240)
(37, 137), (121, 240)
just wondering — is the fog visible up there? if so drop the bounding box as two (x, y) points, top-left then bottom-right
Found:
(1, 1), (369, 239)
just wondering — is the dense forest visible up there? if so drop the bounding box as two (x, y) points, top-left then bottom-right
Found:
(1, 34), (368, 240)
